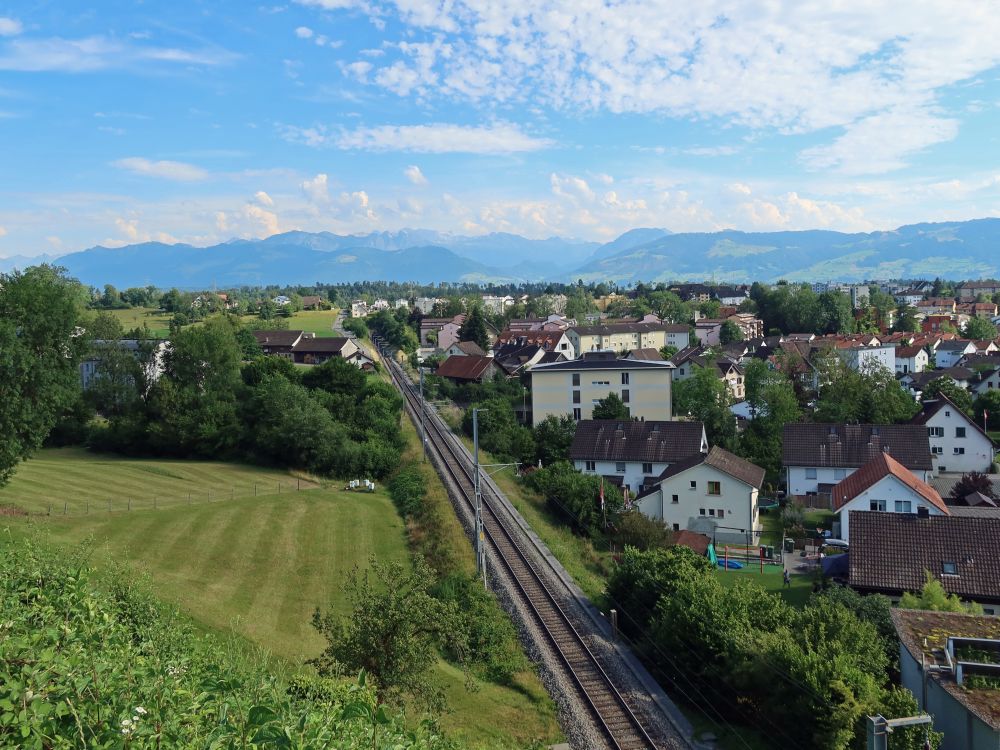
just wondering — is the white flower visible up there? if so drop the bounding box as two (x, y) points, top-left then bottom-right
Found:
(121, 718), (133, 728)
(134, 707), (147, 716)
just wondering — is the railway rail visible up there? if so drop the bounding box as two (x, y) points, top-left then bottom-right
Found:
(377, 342), (672, 750)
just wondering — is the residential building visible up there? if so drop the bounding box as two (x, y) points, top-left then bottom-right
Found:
(300, 295), (326, 310)
(530, 352), (674, 424)
(370, 298), (390, 311)
(482, 295), (515, 315)
(434, 354), (498, 384)
(444, 340), (486, 357)
(849, 511), (1000, 611)
(493, 345), (565, 376)
(836, 342), (895, 372)
(901, 367), (974, 398)
(894, 344), (929, 375)
(413, 297), (441, 315)
(958, 279), (1000, 300)
(570, 420), (707, 494)
(726, 312), (764, 340)
(848, 284), (871, 309)
(716, 285), (750, 306)
(892, 609), (1000, 750)
(393, 299), (410, 309)
(291, 337), (359, 365)
(626, 348), (664, 361)
(349, 300), (368, 318)
(895, 290), (924, 306)
(636, 446), (766, 544)
(507, 314), (573, 332)
(80, 339), (168, 390)
(567, 321), (690, 355)
(669, 348), (745, 400)
(419, 314), (465, 349)
(917, 298), (958, 316)
(694, 319), (723, 346)
(782, 423), (933, 496)
(958, 301), (999, 319)
(831, 452), (949, 541)
(253, 329), (313, 358)
(911, 394), (996, 473)
(273, 295), (291, 306)
(936, 340), (978, 369)
(922, 314), (955, 334)
(969, 365), (1000, 396)
(495, 329), (575, 359)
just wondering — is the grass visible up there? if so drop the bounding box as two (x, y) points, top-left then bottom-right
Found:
(107, 307), (173, 337)
(714, 563), (815, 609)
(243, 309), (341, 336)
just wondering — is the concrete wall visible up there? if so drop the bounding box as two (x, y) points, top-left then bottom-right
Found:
(574, 459), (670, 494)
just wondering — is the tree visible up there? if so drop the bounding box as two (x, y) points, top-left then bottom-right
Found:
(302, 355), (367, 396)
(311, 556), (462, 709)
(533, 414), (577, 466)
(738, 360), (800, 486)
(964, 316), (998, 340)
(0, 266), (86, 485)
(894, 303), (920, 333)
(898, 572), (983, 614)
(948, 471), (998, 504)
(658, 344), (678, 360)
(461, 396), (535, 464)
(158, 288), (186, 313)
(86, 310), (126, 340)
(523, 461), (623, 538)
(973, 389), (1000, 430)
(673, 365), (736, 448)
(614, 512), (673, 550)
(458, 305), (490, 351)
(592, 392), (630, 420)
(698, 299), (721, 319)
(814, 360), (918, 424)
(922, 377), (973, 415)
(719, 320), (742, 344)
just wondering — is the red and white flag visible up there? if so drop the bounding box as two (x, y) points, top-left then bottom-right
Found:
(599, 476), (605, 511)
(623, 486), (632, 510)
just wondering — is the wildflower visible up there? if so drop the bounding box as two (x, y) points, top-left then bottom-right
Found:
(134, 707), (147, 716)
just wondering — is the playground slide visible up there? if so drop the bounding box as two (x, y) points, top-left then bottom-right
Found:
(718, 560), (744, 570)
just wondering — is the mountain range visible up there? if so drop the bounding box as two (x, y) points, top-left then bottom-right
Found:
(6, 219), (1000, 287)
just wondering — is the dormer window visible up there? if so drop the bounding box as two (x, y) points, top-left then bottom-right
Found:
(942, 561), (957, 576)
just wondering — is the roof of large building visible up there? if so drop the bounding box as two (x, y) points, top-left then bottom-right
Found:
(782, 423), (933, 470)
(253, 329), (304, 347)
(531, 352), (675, 372)
(570, 420), (706, 463)
(627, 348), (664, 361)
(495, 329), (567, 349)
(570, 321), (689, 336)
(849, 511), (1000, 602)
(830, 452), (947, 513)
(434, 354), (495, 381)
(892, 609), (1000, 731)
(894, 345), (925, 358)
(449, 340), (486, 356)
(291, 337), (351, 353)
(652, 445), (765, 489)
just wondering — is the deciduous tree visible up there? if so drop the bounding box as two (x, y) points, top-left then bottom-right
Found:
(592, 392), (630, 420)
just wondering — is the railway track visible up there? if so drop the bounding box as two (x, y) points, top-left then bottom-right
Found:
(377, 343), (669, 750)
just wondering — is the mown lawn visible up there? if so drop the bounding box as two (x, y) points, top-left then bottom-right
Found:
(107, 307), (173, 337)
(714, 562), (815, 609)
(243, 309), (340, 336)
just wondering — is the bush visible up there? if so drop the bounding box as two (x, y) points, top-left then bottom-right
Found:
(613, 511), (673, 550)
(523, 461), (622, 538)
(389, 465), (427, 517)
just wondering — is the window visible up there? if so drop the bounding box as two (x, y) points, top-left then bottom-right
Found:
(622, 389), (630, 403)
(621, 372), (630, 385)
(672, 523), (680, 531)
(805, 468), (818, 480)
(572, 390), (581, 404)
(572, 373), (580, 386)
(572, 408), (581, 420)
(942, 561), (957, 575)
(894, 500), (912, 513)
(945, 410), (951, 417)
(671, 494), (679, 504)
(615, 462), (626, 473)
(709, 509), (716, 516)
(932, 446), (944, 455)
(699, 508), (706, 516)
(690, 480), (697, 490)
(642, 463), (653, 474)
(870, 499), (886, 511)
(718, 508), (725, 517)
(708, 481), (721, 495)
(954, 447), (965, 455)
(585, 461), (596, 471)
(955, 427), (966, 438)
(834, 469), (846, 480)
(928, 426), (944, 437)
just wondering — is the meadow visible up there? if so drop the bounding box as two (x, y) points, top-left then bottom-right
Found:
(108, 306), (173, 337)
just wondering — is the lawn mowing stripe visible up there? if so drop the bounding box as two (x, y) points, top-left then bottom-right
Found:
(276, 494), (329, 641)
(222, 496), (289, 619)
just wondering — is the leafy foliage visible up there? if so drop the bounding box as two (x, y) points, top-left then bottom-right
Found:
(973, 389), (1000, 430)
(737, 361), (801, 487)
(591, 392), (631, 420)
(523, 461), (623, 538)
(457, 305), (490, 351)
(814, 360), (918, 424)
(898, 572), (983, 614)
(532, 414), (577, 466)
(613, 512), (673, 551)
(461, 396), (535, 465)
(922, 377), (973, 415)
(948, 471), (998, 503)
(673, 365), (736, 448)
(964, 315), (999, 341)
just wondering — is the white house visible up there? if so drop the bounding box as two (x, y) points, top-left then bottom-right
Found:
(350, 300), (368, 318)
(444, 340), (487, 357)
(894, 345), (929, 375)
(569, 420), (707, 495)
(482, 295), (515, 315)
(831, 451), (949, 542)
(911, 394), (996, 474)
(636, 446), (766, 544)
(837, 343), (895, 372)
(782, 423), (934, 497)
(80, 339), (169, 391)
(936, 340), (978, 369)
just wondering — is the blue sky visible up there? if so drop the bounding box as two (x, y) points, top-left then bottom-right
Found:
(1, 0), (1000, 257)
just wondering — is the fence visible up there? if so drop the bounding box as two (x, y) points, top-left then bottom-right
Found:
(29, 478), (318, 518)
(790, 493), (833, 511)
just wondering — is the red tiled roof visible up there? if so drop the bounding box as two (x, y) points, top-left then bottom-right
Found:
(672, 530), (710, 556)
(434, 354), (495, 382)
(830, 452), (948, 513)
(894, 345), (925, 358)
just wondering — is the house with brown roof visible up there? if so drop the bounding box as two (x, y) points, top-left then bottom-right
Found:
(892, 609), (1000, 749)
(625, 348), (664, 361)
(494, 329), (574, 359)
(911, 393), (996, 474)
(291, 336), (358, 365)
(252, 329), (311, 358)
(782, 423), (933, 497)
(893, 344), (929, 375)
(570, 419), (707, 494)
(636, 446), (766, 543)
(419, 314), (465, 349)
(300, 295), (326, 310)
(434, 354), (497, 384)
(958, 279), (1000, 300)
(849, 511), (1000, 610)
(832, 452), (949, 541)
(444, 340), (486, 357)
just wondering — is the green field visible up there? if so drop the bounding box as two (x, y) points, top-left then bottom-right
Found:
(108, 306), (173, 337)
(714, 563), (815, 608)
(244, 308), (341, 336)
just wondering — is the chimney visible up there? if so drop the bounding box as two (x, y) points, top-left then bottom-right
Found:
(917, 506), (929, 519)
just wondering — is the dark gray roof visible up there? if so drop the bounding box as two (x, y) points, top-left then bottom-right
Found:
(937, 340), (975, 351)
(253, 329), (304, 347)
(531, 353), (675, 372)
(651, 446), (765, 489)
(571, 322), (688, 335)
(569, 420), (706, 463)
(849, 511), (1000, 602)
(782, 423), (933, 470)
(291, 337), (350, 353)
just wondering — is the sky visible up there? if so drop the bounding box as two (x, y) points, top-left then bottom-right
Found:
(1, 1), (1000, 257)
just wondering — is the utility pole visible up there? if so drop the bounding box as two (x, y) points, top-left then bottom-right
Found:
(473, 407), (487, 587)
(419, 366), (427, 462)
(866, 714), (933, 750)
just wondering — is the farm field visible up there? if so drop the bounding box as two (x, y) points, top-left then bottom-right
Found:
(244, 308), (340, 335)
(5, 444), (560, 748)
(107, 306), (173, 337)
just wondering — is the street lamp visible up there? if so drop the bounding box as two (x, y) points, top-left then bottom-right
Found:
(473, 407), (488, 587)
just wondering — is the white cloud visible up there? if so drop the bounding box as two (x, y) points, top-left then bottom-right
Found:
(404, 165), (427, 185)
(113, 157), (209, 182)
(301, 173), (330, 203)
(285, 121), (553, 153)
(254, 190), (275, 207)
(550, 173), (595, 204)
(304, 1), (1000, 173)
(0, 225), (7, 237)
(295, 26), (314, 38)
(243, 204), (280, 236)
(0, 17), (22, 36)
(0, 35), (237, 72)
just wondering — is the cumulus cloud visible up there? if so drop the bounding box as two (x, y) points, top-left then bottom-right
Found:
(295, 26), (314, 38)
(113, 157), (209, 182)
(283, 121), (553, 153)
(301, 173), (330, 203)
(299, 0), (1000, 173)
(0, 17), (22, 36)
(254, 190), (275, 207)
(404, 165), (428, 185)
